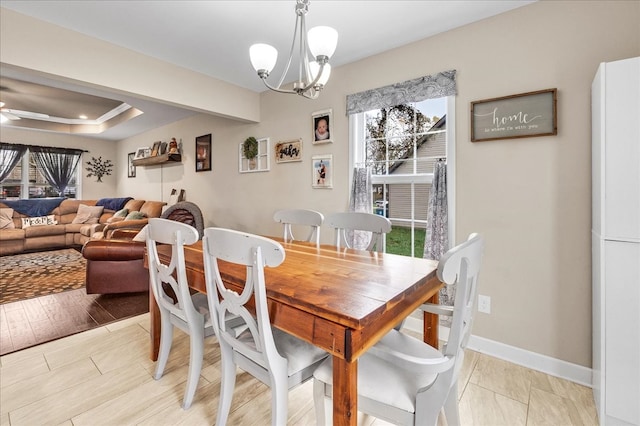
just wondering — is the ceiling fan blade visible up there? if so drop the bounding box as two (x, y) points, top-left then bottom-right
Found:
(0, 110), (21, 120)
(2, 108), (47, 119)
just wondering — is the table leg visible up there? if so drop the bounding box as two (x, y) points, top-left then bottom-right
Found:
(332, 356), (357, 426)
(423, 290), (439, 347)
(149, 287), (160, 361)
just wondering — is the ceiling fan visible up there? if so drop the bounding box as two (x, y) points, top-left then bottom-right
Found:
(0, 101), (21, 123)
(0, 101), (52, 123)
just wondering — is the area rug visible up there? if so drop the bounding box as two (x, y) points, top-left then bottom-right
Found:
(0, 249), (149, 356)
(0, 248), (87, 304)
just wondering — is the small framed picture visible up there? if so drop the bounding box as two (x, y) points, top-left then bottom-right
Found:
(239, 137), (270, 173)
(312, 109), (333, 144)
(312, 154), (333, 189)
(195, 133), (212, 172)
(151, 141), (162, 157)
(127, 152), (136, 178)
(275, 138), (302, 163)
(134, 147), (150, 160)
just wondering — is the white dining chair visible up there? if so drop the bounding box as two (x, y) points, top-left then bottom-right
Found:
(273, 208), (324, 247)
(313, 233), (485, 426)
(146, 217), (207, 410)
(324, 211), (392, 252)
(202, 227), (329, 425)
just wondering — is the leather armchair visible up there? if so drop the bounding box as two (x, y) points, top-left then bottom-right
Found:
(82, 201), (204, 294)
(83, 239), (148, 294)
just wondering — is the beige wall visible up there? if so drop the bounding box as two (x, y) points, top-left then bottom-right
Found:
(2, 1), (639, 368)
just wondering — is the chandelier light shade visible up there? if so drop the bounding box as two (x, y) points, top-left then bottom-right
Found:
(249, 44), (278, 75)
(307, 26), (338, 58)
(249, 0), (338, 99)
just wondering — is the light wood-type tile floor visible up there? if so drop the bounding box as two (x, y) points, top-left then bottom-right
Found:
(0, 313), (598, 426)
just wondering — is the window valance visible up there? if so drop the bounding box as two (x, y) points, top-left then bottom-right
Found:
(28, 145), (86, 156)
(346, 69), (457, 115)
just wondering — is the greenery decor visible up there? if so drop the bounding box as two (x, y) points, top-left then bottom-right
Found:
(243, 136), (258, 159)
(86, 156), (114, 182)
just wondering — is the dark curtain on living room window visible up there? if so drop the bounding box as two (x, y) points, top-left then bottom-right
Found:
(29, 146), (84, 196)
(0, 143), (28, 183)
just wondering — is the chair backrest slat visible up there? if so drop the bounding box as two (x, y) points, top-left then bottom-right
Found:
(273, 209), (324, 247)
(324, 212), (392, 252)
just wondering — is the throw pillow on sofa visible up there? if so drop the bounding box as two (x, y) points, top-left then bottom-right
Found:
(0, 208), (15, 229)
(125, 211), (146, 220)
(114, 207), (129, 218)
(72, 204), (104, 224)
(106, 208), (129, 224)
(21, 215), (58, 228)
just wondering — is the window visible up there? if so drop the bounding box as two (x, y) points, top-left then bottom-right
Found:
(350, 96), (455, 257)
(0, 150), (80, 200)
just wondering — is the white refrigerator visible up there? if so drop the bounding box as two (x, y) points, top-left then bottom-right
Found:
(592, 56), (640, 426)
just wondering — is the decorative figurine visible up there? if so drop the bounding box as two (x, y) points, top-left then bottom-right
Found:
(168, 138), (179, 154)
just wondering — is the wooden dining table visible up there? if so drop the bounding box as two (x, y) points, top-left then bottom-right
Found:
(149, 237), (442, 426)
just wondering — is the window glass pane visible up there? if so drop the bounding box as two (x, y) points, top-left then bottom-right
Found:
(377, 182), (431, 258)
(364, 109), (383, 140)
(415, 97), (446, 124)
(0, 160), (22, 200)
(29, 155), (50, 198)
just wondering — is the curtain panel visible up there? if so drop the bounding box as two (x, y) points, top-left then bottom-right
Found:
(0, 143), (28, 183)
(348, 167), (373, 249)
(423, 160), (454, 309)
(29, 146), (84, 195)
(346, 70), (457, 115)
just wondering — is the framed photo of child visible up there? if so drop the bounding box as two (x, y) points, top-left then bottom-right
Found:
(312, 109), (333, 145)
(312, 154), (333, 189)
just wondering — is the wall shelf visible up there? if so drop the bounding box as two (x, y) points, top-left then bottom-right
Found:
(132, 152), (181, 167)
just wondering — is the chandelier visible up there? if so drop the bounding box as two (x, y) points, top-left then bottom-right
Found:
(249, 0), (338, 100)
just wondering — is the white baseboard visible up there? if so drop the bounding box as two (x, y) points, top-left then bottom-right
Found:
(404, 316), (593, 387)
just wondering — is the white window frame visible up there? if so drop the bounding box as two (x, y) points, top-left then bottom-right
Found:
(349, 96), (456, 251)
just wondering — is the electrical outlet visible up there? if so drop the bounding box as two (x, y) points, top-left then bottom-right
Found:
(478, 295), (491, 314)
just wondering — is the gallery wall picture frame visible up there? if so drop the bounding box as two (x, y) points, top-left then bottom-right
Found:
(274, 138), (302, 163)
(151, 141), (162, 157)
(134, 147), (151, 160)
(312, 154), (333, 189)
(127, 152), (136, 178)
(195, 133), (212, 172)
(471, 88), (558, 142)
(312, 109), (333, 144)
(239, 137), (270, 173)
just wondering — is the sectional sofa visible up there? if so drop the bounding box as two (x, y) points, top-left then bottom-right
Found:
(0, 197), (165, 256)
